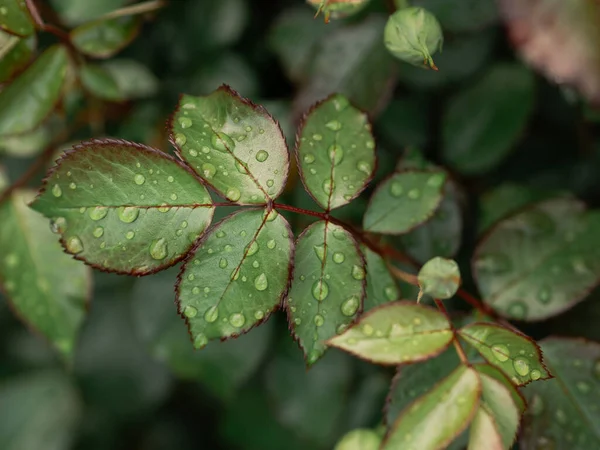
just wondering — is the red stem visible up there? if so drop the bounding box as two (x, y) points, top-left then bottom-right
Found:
(434, 298), (468, 364)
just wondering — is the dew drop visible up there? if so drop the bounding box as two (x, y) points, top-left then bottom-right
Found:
(336, 324), (348, 334)
(211, 132), (236, 152)
(341, 296), (360, 316)
(126, 230), (135, 240)
(184, 305), (198, 318)
(312, 280), (329, 301)
(158, 204), (170, 213)
(351, 265), (365, 280)
(427, 173), (445, 188)
(134, 174), (146, 185)
(254, 273), (268, 291)
(357, 161), (371, 175)
(52, 184), (62, 197)
(513, 357), (530, 376)
(332, 228), (346, 240)
(325, 120), (342, 131)
(333, 252), (345, 264)
(219, 258), (228, 269)
(322, 179), (334, 195)
(93, 227), (104, 238)
(170, 193), (178, 201)
(66, 236), (84, 254)
(193, 333), (208, 349)
(304, 153), (315, 164)
(89, 206), (108, 221)
(201, 163), (216, 179)
(362, 324), (374, 336)
(246, 241), (259, 256)
(266, 179), (274, 187)
(491, 344), (510, 362)
(118, 206), (139, 223)
(174, 133), (186, 146)
(179, 117), (192, 128)
(408, 188), (421, 199)
(328, 144), (344, 166)
(507, 301), (528, 319)
(314, 315), (325, 327)
(263, 209), (279, 222)
(530, 369), (542, 381)
(385, 285), (398, 300)
(226, 187), (241, 202)
(537, 286), (552, 304)
(256, 150), (269, 162)
(69, 182), (77, 190)
(149, 238), (168, 260)
(312, 134), (323, 141)
(252, 310), (264, 321)
(204, 306), (219, 323)
(313, 244), (326, 262)
(267, 239), (276, 249)
(50, 217), (67, 234)
(390, 182), (404, 197)
(230, 313), (246, 328)
(192, 287), (200, 295)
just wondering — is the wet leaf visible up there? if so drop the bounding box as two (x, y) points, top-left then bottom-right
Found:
(0, 0), (34, 37)
(520, 338), (600, 450)
(0, 190), (91, 360)
(442, 64), (535, 174)
(458, 322), (550, 385)
(413, 0), (498, 32)
(473, 197), (600, 320)
(177, 209), (293, 346)
(170, 86), (289, 204)
(382, 365), (481, 450)
(294, 16), (396, 116)
(286, 220), (365, 365)
(296, 94), (375, 210)
(334, 428), (381, 450)
(363, 246), (399, 311)
(0, 30), (34, 83)
(364, 170), (447, 234)
(70, 15), (141, 58)
(30, 139), (214, 275)
(0, 45), (68, 136)
(499, 0), (600, 103)
(328, 302), (453, 365)
(0, 371), (81, 450)
(102, 58), (158, 99)
(418, 256), (461, 300)
(79, 63), (122, 101)
(132, 270), (273, 401)
(308, 0), (371, 23)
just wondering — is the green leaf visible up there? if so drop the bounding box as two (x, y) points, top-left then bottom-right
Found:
(132, 269), (273, 401)
(442, 64), (535, 174)
(0, 371), (81, 450)
(170, 86), (290, 204)
(307, 0), (371, 22)
(295, 16), (396, 116)
(177, 208), (293, 347)
(474, 364), (526, 413)
(0, 44), (68, 136)
(102, 58), (158, 99)
(0, 0), (34, 36)
(0, 124), (50, 157)
(458, 322), (551, 385)
(520, 338), (600, 449)
(70, 15), (140, 58)
(296, 94), (375, 210)
(363, 246), (399, 311)
(0, 30), (34, 83)
(418, 256), (461, 300)
(413, 0), (498, 32)
(400, 179), (463, 263)
(287, 220), (365, 365)
(49, 0), (127, 26)
(0, 189), (91, 360)
(0, 164), (8, 190)
(328, 302), (453, 365)
(79, 63), (122, 101)
(470, 367), (520, 449)
(363, 170), (446, 234)
(334, 429), (381, 450)
(30, 139), (214, 275)
(473, 197), (600, 320)
(266, 343), (353, 445)
(382, 365), (481, 450)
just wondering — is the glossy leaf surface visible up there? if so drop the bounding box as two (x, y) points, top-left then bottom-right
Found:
(383, 365), (481, 450)
(0, 45), (68, 136)
(364, 170), (446, 234)
(0, 190), (90, 360)
(31, 139), (214, 275)
(296, 94), (375, 210)
(474, 197), (600, 320)
(363, 246), (399, 311)
(70, 16), (140, 58)
(521, 338), (600, 450)
(328, 302), (453, 365)
(459, 322), (550, 385)
(177, 209), (293, 346)
(171, 86), (289, 204)
(0, 0), (34, 36)
(287, 220), (365, 365)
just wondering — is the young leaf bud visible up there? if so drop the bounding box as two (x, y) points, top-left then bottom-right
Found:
(307, 0), (370, 23)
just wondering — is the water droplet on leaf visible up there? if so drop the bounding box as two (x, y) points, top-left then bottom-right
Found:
(256, 150), (269, 162)
(150, 238), (168, 260)
(254, 273), (268, 291)
(229, 313), (246, 328)
(66, 236), (84, 254)
(134, 174), (145, 185)
(312, 280), (329, 301)
(184, 305), (198, 318)
(491, 344), (510, 362)
(118, 206), (139, 223)
(204, 306), (219, 323)
(52, 184), (62, 197)
(341, 296), (360, 316)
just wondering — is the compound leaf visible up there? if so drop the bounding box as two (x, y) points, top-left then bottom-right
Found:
(177, 208), (293, 347)
(328, 302), (453, 365)
(295, 93), (375, 210)
(473, 197), (600, 320)
(382, 365), (481, 450)
(0, 190), (91, 360)
(0, 0), (34, 37)
(286, 220), (365, 366)
(70, 15), (140, 58)
(459, 322), (551, 386)
(0, 44), (68, 136)
(31, 139), (214, 275)
(170, 86), (289, 204)
(364, 170), (446, 234)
